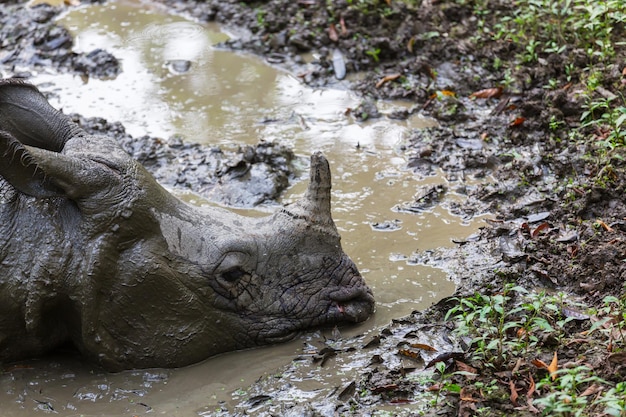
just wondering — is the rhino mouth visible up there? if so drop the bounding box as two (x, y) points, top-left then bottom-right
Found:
(329, 286), (375, 323)
(261, 286), (375, 345)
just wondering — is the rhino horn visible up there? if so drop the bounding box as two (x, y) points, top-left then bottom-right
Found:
(285, 152), (339, 236)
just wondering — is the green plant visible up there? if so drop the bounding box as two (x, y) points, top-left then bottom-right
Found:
(365, 47), (381, 62)
(446, 284), (525, 368)
(431, 361), (461, 405)
(596, 381), (626, 416)
(581, 97), (626, 151)
(535, 365), (606, 416)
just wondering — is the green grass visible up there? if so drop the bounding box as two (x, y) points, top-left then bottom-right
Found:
(444, 285), (626, 415)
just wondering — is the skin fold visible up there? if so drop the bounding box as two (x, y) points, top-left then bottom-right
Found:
(0, 79), (375, 371)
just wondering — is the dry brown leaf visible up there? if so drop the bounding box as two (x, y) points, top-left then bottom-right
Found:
(375, 73), (402, 89)
(455, 360), (478, 376)
(410, 343), (437, 352)
(527, 374), (536, 398)
(407, 36), (416, 53)
(608, 351), (626, 364)
(531, 222), (550, 238)
(328, 24), (339, 42)
(385, 0), (391, 4)
(580, 383), (603, 397)
(510, 116), (526, 127)
(526, 374), (539, 413)
(532, 358), (549, 369)
(470, 86), (503, 99)
(339, 17), (347, 36)
(398, 349), (422, 361)
(595, 219), (614, 232)
(548, 352), (558, 380)
(428, 90), (456, 100)
(509, 380), (519, 406)
(460, 387), (480, 402)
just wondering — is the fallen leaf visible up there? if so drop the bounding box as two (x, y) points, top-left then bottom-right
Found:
(531, 222), (550, 238)
(407, 36), (416, 53)
(470, 86), (503, 99)
(339, 17), (347, 36)
(389, 398), (411, 404)
(429, 90), (456, 99)
(532, 358), (548, 370)
(398, 349), (422, 362)
(580, 384), (603, 397)
(548, 352), (558, 380)
(363, 335), (381, 349)
(376, 73), (402, 89)
(328, 24), (339, 42)
(338, 381), (356, 401)
(608, 351), (626, 364)
(460, 387), (480, 402)
(510, 117), (526, 127)
(424, 352), (465, 368)
(455, 360), (478, 376)
(372, 384), (399, 393)
(509, 380), (519, 406)
(385, 0), (391, 4)
(427, 383), (442, 392)
(595, 219), (614, 232)
(410, 343), (438, 352)
(527, 374), (536, 398)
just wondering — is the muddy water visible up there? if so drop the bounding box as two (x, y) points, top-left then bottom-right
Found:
(4, 1), (486, 415)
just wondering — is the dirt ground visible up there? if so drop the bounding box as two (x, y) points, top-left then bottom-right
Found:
(2, 0), (626, 415)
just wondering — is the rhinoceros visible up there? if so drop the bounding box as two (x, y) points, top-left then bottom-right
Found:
(0, 79), (374, 371)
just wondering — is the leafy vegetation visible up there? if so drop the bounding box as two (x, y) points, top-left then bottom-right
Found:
(442, 285), (626, 415)
(474, 0), (626, 161)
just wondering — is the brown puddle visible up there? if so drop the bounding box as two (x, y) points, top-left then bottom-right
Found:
(4, 0), (489, 415)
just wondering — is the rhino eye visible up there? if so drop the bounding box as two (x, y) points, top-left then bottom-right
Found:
(220, 267), (247, 283)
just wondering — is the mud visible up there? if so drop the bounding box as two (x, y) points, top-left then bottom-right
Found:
(74, 113), (298, 207)
(1, 0), (626, 415)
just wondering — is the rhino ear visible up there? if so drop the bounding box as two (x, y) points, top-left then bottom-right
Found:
(283, 152), (339, 236)
(0, 130), (112, 200)
(0, 79), (82, 152)
(0, 131), (63, 197)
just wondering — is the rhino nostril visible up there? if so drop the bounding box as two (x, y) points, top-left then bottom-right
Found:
(220, 267), (247, 283)
(330, 286), (370, 303)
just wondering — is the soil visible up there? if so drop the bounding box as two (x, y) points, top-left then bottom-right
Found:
(1, 0), (626, 416)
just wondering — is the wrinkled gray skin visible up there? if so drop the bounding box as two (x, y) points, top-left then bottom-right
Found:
(0, 79), (375, 371)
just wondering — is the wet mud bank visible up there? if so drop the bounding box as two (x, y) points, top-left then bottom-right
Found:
(2, 0), (626, 415)
(1, 0), (300, 208)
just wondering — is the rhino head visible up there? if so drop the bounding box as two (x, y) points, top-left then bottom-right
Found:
(0, 79), (374, 370)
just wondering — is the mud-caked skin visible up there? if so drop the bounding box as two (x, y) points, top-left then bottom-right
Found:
(0, 79), (374, 371)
